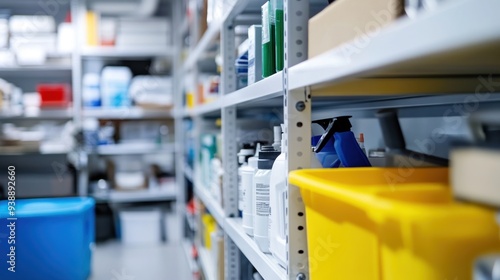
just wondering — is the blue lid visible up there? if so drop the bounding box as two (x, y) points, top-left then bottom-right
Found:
(0, 197), (95, 218)
(312, 135), (336, 153)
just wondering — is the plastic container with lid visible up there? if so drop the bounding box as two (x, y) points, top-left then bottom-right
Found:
(253, 145), (279, 253)
(37, 83), (71, 108)
(242, 143), (263, 236)
(238, 143), (255, 213)
(0, 197), (95, 280)
(82, 73), (101, 107)
(119, 208), (162, 244)
(289, 167), (500, 280)
(101, 66), (132, 108)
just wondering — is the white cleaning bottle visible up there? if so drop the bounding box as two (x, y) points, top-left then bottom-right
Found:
(253, 145), (280, 253)
(242, 143), (261, 236)
(238, 144), (255, 213)
(268, 125), (322, 266)
(269, 124), (287, 267)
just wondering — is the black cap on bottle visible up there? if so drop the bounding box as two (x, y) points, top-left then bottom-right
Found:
(257, 145), (280, 170)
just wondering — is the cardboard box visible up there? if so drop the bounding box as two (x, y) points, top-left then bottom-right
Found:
(308, 0), (404, 58)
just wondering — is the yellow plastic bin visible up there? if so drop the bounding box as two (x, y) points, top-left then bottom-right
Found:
(289, 167), (500, 280)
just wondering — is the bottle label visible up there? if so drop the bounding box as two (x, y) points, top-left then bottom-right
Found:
(255, 183), (270, 216)
(262, 3), (270, 44)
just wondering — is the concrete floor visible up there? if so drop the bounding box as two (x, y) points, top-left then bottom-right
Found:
(89, 208), (191, 280)
(89, 241), (191, 280)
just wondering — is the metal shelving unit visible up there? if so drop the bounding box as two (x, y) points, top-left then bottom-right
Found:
(0, 65), (72, 73)
(71, 0), (178, 197)
(198, 246), (217, 280)
(81, 47), (174, 58)
(182, 19), (222, 72)
(194, 184), (225, 229)
(83, 107), (174, 120)
(0, 110), (74, 120)
(289, 0), (500, 95)
(225, 218), (286, 280)
(93, 143), (175, 155)
(174, 0), (500, 279)
(91, 184), (177, 203)
(182, 101), (222, 118)
(180, 71), (283, 117)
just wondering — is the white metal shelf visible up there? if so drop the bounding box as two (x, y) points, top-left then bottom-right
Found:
(183, 101), (222, 117)
(0, 149), (68, 156)
(223, 71), (283, 108)
(289, 0), (500, 94)
(94, 143), (175, 155)
(194, 184), (225, 229)
(198, 246), (217, 280)
(0, 65), (72, 73)
(81, 47), (174, 58)
(0, 109), (73, 120)
(91, 183), (177, 203)
(182, 72), (283, 117)
(83, 107), (173, 119)
(225, 218), (286, 280)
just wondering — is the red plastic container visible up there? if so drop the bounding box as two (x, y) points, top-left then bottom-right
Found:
(37, 83), (71, 108)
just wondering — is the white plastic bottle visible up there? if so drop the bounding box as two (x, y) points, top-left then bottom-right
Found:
(269, 125), (287, 267)
(267, 127), (322, 265)
(82, 73), (101, 107)
(253, 145), (280, 253)
(238, 144), (255, 212)
(242, 143), (261, 236)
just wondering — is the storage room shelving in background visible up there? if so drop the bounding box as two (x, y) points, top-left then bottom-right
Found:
(68, 0), (178, 204)
(0, 0), (177, 201)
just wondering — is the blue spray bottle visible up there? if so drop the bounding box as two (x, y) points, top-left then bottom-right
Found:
(314, 116), (371, 167)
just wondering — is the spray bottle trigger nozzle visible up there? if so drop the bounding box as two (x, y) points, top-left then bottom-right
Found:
(313, 116), (352, 153)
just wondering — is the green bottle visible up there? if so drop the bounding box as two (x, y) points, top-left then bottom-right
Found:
(272, 0), (284, 71)
(261, 1), (276, 78)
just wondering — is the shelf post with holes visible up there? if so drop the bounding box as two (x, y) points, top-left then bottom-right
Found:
(221, 12), (241, 280)
(172, 0), (186, 240)
(284, 0), (310, 279)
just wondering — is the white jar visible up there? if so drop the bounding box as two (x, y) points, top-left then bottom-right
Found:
(101, 66), (132, 108)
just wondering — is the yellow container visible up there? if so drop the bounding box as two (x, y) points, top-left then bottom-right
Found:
(201, 213), (216, 249)
(289, 167), (500, 280)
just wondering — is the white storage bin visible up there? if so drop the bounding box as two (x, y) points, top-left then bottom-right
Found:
(119, 208), (162, 245)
